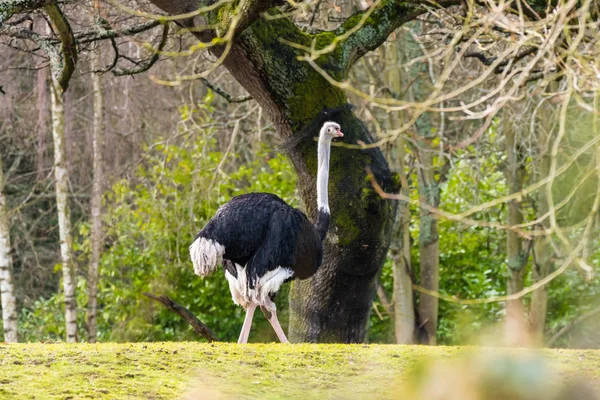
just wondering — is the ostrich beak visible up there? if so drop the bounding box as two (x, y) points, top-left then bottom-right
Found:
(336, 129), (344, 138)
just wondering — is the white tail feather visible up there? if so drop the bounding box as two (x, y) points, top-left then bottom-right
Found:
(224, 264), (293, 308)
(189, 237), (225, 276)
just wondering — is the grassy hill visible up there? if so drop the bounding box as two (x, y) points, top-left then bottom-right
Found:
(0, 342), (598, 399)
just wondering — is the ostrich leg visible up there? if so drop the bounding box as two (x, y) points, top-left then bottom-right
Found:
(238, 304), (256, 344)
(261, 300), (289, 343)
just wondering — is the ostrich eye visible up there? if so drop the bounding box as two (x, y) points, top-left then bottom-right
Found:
(327, 128), (332, 133)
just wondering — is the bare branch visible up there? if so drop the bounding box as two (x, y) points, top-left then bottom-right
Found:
(112, 23), (169, 76)
(0, 17), (73, 89)
(200, 78), (252, 103)
(73, 20), (162, 44)
(375, 279), (395, 321)
(143, 292), (219, 342)
(44, 4), (76, 90)
(145, 0), (283, 42)
(0, 0), (56, 24)
(464, 45), (538, 73)
(92, 37), (118, 74)
(309, 0), (323, 27)
(335, 0), (460, 70)
(548, 307), (600, 347)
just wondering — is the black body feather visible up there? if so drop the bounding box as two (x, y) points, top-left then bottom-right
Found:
(196, 193), (324, 287)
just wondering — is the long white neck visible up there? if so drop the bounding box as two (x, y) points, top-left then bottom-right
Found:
(317, 132), (332, 214)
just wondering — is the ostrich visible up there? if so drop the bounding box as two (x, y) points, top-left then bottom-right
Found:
(189, 121), (344, 343)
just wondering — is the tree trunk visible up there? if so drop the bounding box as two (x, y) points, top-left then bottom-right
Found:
(50, 77), (77, 342)
(87, 44), (104, 343)
(390, 137), (415, 344)
(406, 23), (439, 345)
(388, 39), (415, 345)
(146, 0), (403, 343)
(285, 109), (397, 342)
(221, 28), (397, 344)
(530, 196), (550, 343)
(416, 145), (440, 345)
(504, 124), (529, 344)
(392, 243), (414, 343)
(0, 153), (18, 343)
(36, 66), (49, 181)
(529, 114), (553, 343)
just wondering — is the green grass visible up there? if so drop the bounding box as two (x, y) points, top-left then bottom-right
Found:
(0, 342), (598, 399)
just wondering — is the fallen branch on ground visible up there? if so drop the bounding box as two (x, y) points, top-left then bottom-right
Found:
(143, 292), (219, 342)
(548, 307), (600, 347)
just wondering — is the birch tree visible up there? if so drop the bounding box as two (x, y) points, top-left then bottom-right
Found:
(35, 66), (49, 181)
(45, 4), (79, 343)
(87, 40), (104, 343)
(0, 152), (18, 343)
(50, 77), (77, 342)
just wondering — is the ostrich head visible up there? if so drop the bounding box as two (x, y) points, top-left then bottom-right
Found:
(321, 121), (344, 140)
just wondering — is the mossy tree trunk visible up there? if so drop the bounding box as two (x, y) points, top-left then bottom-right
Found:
(221, 43), (398, 342)
(147, 0), (435, 342)
(223, 13), (420, 343)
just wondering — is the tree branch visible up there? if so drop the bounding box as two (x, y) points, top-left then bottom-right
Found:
(335, 0), (460, 70)
(547, 307), (600, 347)
(309, 0), (324, 26)
(44, 4), (76, 90)
(375, 279), (395, 322)
(2, 15), (161, 47)
(0, 0), (56, 24)
(145, 0), (283, 43)
(465, 45), (538, 73)
(200, 78), (252, 103)
(0, 22), (69, 88)
(143, 292), (219, 342)
(112, 23), (168, 76)
(92, 37), (119, 74)
(73, 20), (162, 44)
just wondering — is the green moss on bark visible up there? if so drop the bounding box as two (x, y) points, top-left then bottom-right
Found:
(230, 11), (399, 342)
(246, 17), (348, 129)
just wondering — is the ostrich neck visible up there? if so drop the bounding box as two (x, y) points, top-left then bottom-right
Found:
(316, 135), (331, 214)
